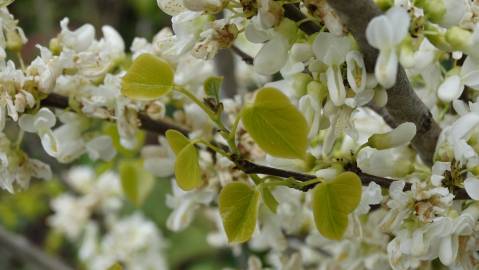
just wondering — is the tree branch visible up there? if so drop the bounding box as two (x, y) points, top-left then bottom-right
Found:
(41, 94), (190, 135)
(0, 226), (73, 270)
(324, 0), (441, 166)
(40, 94), (469, 200)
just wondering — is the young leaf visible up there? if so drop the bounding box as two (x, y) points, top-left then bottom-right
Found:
(204, 76), (223, 100)
(175, 143), (202, 190)
(242, 87), (309, 159)
(165, 129), (190, 154)
(311, 172), (362, 240)
(119, 160), (155, 206)
(219, 182), (260, 243)
(121, 53), (174, 101)
(261, 185), (279, 213)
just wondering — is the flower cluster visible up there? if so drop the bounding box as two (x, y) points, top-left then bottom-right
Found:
(1, 0), (479, 269)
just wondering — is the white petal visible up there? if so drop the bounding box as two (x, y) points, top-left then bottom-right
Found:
(450, 113), (479, 142)
(312, 32), (351, 65)
(464, 178), (479, 200)
(245, 20), (270, 43)
(366, 15), (394, 49)
(40, 130), (59, 157)
(254, 35), (289, 75)
(461, 57), (479, 89)
(346, 51), (367, 93)
(157, 0), (186, 16)
(438, 75), (464, 102)
(18, 114), (37, 132)
(36, 108), (56, 128)
(439, 236), (458, 266)
(386, 7), (410, 45)
(375, 49), (398, 89)
(326, 66), (346, 106)
(102, 26), (125, 52)
(86, 136), (116, 161)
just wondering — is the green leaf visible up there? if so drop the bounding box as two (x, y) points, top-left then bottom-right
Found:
(107, 263), (123, 270)
(219, 182), (260, 243)
(175, 143), (202, 191)
(204, 76), (223, 100)
(311, 172), (362, 240)
(261, 185), (279, 213)
(165, 129), (190, 154)
(121, 53), (174, 100)
(242, 87), (309, 159)
(119, 160), (155, 206)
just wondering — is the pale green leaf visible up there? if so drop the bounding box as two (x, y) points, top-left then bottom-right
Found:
(261, 185), (279, 213)
(119, 160), (155, 206)
(219, 182), (260, 243)
(242, 87), (309, 159)
(175, 143), (202, 190)
(165, 129), (190, 154)
(311, 172), (362, 240)
(204, 76), (223, 100)
(121, 53), (174, 100)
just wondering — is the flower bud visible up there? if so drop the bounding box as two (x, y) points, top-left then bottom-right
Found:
(6, 28), (24, 52)
(292, 73), (312, 98)
(446, 27), (473, 51)
(416, 0), (446, 23)
(368, 122), (416, 149)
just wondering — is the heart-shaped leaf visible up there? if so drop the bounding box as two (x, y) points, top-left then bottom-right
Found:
(219, 182), (260, 243)
(165, 130), (202, 190)
(242, 87), (309, 159)
(121, 53), (174, 100)
(165, 129), (190, 154)
(204, 76), (223, 100)
(119, 160), (155, 206)
(261, 185), (279, 213)
(174, 143), (202, 190)
(311, 172), (362, 240)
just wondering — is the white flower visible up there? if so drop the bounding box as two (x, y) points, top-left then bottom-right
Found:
(366, 7), (410, 88)
(19, 108), (59, 157)
(59, 18), (95, 52)
(166, 180), (215, 231)
(254, 34), (289, 75)
(85, 135), (116, 161)
(355, 182), (383, 215)
(141, 137), (175, 177)
(437, 56), (479, 102)
(313, 32), (352, 105)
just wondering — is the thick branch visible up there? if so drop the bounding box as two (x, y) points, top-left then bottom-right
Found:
(324, 0), (441, 166)
(0, 226), (73, 270)
(282, 2), (441, 166)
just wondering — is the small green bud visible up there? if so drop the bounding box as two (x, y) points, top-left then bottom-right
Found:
(292, 73), (312, 98)
(368, 122), (417, 150)
(417, 0), (446, 23)
(49, 38), (62, 55)
(374, 0), (393, 11)
(446, 27), (473, 51)
(424, 23), (450, 51)
(6, 29), (23, 52)
(276, 18), (298, 44)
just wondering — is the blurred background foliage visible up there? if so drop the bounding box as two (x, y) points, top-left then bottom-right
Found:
(0, 1), (238, 269)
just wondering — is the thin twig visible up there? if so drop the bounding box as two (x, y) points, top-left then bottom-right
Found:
(41, 94), (190, 135)
(231, 45), (254, 65)
(0, 225), (74, 270)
